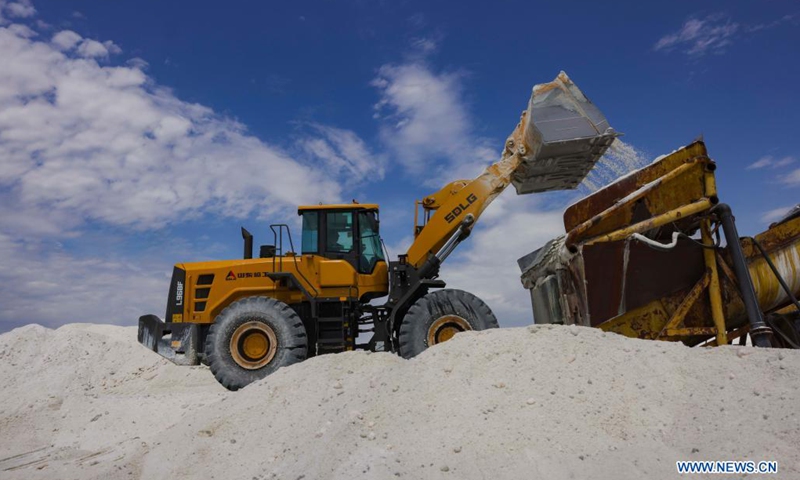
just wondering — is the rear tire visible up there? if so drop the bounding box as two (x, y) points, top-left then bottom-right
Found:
(205, 297), (307, 391)
(398, 289), (498, 359)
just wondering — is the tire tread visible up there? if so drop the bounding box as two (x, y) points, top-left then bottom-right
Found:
(204, 296), (307, 391)
(398, 289), (498, 359)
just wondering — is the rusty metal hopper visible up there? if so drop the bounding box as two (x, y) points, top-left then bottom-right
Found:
(518, 140), (800, 348)
(512, 71), (618, 194)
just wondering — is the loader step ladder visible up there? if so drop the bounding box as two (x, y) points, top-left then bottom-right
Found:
(315, 301), (353, 355)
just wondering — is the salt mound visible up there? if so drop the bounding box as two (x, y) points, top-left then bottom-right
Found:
(1, 323), (798, 479)
(0, 324), (224, 477)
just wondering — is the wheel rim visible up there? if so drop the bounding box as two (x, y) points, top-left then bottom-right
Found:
(230, 321), (278, 370)
(427, 315), (472, 346)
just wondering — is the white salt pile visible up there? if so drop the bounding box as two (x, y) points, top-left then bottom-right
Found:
(1, 323), (798, 479)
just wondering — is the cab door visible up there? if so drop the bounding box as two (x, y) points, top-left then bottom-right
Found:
(321, 210), (359, 268)
(313, 210), (357, 288)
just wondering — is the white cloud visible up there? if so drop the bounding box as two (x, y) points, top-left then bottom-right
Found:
(762, 205), (794, 224)
(0, 194), (82, 236)
(0, 232), (169, 330)
(51, 29), (81, 50)
(440, 193), (567, 327)
(371, 62), (496, 184)
(6, 22), (33, 37)
(0, 12), (392, 331)
(51, 30), (121, 58)
(654, 13), (798, 57)
(748, 156), (773, 170)
(384, 234), (414, 261)
(782, 168), (800, 186)
(76, 38), (121, 58)
(654, 15), (739, 56)
(0, 24), (348, 232)
(297, 123), (385, 184)
(747, 155), (795, 170)
(409, 36), (439, 55)
(126, 57), (149, 70)
(746, 14), (796, 33)
(0, 0), (35, 21)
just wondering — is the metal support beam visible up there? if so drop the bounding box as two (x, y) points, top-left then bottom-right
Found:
(702, 220), (728, 345)
(657, 272), (710, 340)
(565, 161), (700, 251)
(582, 198), (713, 249)
(712, 204), (772, 347)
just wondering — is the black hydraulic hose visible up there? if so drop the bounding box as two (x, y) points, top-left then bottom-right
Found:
(712, 204), (772, 347)
(748, 237), (800, 314)
(417, 255), (441, 281)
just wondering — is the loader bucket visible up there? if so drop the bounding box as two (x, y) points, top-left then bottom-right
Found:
(512, 71), (618, 194)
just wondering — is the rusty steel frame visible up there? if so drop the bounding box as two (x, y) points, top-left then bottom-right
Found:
(565, 152), (718, 249)
(582, 198), (714, 248)
(715, 251), (739, 289)
(565, 161), (700, 251)
(657, 272), (710, 339)
(702, 220), (728, 345)
(705, 324), (750, 347)
(528, 140), (800, 348)
(569, 152), (739, 346)
(584, 195), (736, 344)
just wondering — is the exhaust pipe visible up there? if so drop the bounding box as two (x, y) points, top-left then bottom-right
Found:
(241, 227), (253, 260)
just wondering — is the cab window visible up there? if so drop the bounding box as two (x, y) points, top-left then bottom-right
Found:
(326, 211), (353, 253)
(301, 211), (319, 253)
(358, 211), (384, 273)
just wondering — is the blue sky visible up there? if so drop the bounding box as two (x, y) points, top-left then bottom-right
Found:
(0, 0), (798, 332)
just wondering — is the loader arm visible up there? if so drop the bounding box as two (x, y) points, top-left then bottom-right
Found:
(404, 71), (618, 272)
(405, 129), (527, 268)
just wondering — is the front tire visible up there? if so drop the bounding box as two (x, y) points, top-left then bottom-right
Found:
(205, 297), (307, 391)
(398, 289), (498, 359)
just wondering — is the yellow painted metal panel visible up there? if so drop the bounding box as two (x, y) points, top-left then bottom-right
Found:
(319, 260), (357, 287)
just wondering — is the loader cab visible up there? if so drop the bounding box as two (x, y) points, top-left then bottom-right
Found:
(298, 204), (385, 274)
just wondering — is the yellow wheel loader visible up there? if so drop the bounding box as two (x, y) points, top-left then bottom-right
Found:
(137, 72), (618, 390)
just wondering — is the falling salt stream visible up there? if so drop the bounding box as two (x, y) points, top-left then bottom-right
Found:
(580, 139), (650, 193)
